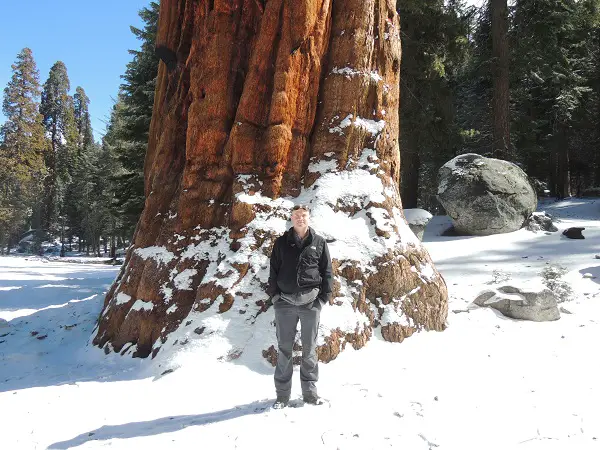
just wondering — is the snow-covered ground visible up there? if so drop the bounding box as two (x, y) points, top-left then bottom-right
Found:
(1, 199), (599, 449)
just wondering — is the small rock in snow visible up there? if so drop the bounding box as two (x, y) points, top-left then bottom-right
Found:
(562, 227), (585, 239)
(473, 286), (560, 322)
(559, 307), (573, 315)
(524, 212), (558, 232)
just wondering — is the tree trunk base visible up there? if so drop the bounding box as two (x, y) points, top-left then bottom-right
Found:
(93, 172), (447, 363)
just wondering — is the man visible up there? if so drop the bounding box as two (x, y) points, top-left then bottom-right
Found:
(267, 204), (333, 408)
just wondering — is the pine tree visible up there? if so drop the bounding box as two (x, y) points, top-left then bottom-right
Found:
(570, 0), (600, 193)
(75, 143), (107, 256)
(455, 3), (493, 156)
(491, 0), (511, 159)
(398, 0), (471, 210)
(512, 0), (592, 198)
(64, 86), (96, 253)
(591, 2), (600, 187)
(73, 86), (93, 152)
(95, 138), (120, 258)
(102, 101), (127, 253)
(40, 61), (78, 232)
(107, 2), (159, 236)
(0, 48), (46, 252)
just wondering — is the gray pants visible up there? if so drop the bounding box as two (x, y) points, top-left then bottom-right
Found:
(273, 298), (321, 398)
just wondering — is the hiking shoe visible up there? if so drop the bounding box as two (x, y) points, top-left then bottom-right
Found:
(303, 394), (323, 405)
(273, 396), (289, 409)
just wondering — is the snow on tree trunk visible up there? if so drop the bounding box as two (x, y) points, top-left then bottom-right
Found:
(93, 0), (448, 361)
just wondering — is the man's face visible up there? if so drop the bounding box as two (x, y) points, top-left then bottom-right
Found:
(291, 208), (310, 229)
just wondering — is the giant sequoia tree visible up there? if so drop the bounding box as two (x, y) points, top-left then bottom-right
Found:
(94, 0), (448, 362)
(40, 62), (78, 230)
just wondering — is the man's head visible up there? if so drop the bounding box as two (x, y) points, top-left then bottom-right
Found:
(291, 204), (310, 234)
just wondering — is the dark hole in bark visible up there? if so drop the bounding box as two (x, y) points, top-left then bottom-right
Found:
(155, 45), (178, 71)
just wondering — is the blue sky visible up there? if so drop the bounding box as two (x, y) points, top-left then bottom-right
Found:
(0, 0), (151, 143)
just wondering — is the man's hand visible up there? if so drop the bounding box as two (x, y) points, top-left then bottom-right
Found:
(317, 291), (330, 305)
(313, 297), (326, 309)
(268, 293), (280, 306)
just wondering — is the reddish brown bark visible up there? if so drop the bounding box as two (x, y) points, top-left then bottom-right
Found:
(93, 0), (448, 361)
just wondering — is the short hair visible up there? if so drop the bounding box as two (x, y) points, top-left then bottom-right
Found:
(292, 204), (310, 213)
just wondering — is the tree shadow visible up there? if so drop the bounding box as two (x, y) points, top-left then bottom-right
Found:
(48, 399), (273, 449)
(420, 224), (600, 309)
(423, 227), (481, 242)
(0, 255), (278, 393)
(0, 256), (149, 393)
(0, 256), (118, 312)
(0, 277), (114, 311)
(540, 198), (600, 221)
(0, 296), (151, 393)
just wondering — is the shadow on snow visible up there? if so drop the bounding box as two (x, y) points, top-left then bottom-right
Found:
(0, 256), (149, 393)
(47, 399), (273, 449)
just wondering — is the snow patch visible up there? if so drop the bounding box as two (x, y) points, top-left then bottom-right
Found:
(354, 116), (386, 135)
(134, 246), (175, 267)
(330, 67), (383, 83)
(174, 269), (196, 291)
(308, 158), (338, 174)
(129, 300), (154, 313)
(161, 284), (173, 302)
(380, 303), (410, 327)
(404, 209), (433, 226)
(329, 114), (353, 135)
(418, 263), (436, 282)
(115, 292), (132, 305)
(328, 115), (385, 137)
